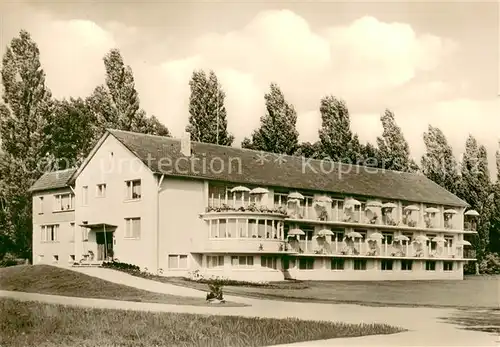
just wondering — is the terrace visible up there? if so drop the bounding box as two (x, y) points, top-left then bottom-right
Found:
(285, 231), (476, 260)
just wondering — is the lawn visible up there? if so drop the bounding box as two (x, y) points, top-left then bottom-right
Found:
(157, 275), (500, 309)
(440, 309), (500, 334)
(0, 298), (405, 347)
(0, 265), (243, 307)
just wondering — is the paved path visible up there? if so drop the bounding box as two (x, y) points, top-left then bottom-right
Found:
(3, 267), (497, 347)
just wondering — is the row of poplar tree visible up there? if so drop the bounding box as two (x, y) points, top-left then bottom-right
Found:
(0, 30), (499, 273)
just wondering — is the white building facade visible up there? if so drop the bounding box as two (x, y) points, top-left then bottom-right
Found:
(31, 129), (478, 281)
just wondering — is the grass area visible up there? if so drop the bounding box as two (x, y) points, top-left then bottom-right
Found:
(0, 298), (405, 347)
(156, 275), (500, 309)
(0, 265), (244, 307)
(440, 309), (500, 334)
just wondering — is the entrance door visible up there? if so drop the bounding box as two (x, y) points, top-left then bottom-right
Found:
(96, 232), (113, 261)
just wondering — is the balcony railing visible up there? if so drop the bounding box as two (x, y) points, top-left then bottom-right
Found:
(207, 201), (469, 231)
(285, 239), (472, 259)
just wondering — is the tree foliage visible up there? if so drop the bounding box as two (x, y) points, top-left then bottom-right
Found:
(88, 49), (170, 139)
(242, 83), (298, 154)
(318, 96), (358, 163)
(186, 70), (234, 145)
(376, 109), (418, 172)
(0, 30), (53, 259)
(421, 125), (460, 194)
(45, 98), (97, 169)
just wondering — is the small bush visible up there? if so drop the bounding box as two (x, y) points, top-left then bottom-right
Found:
(102, 261), (140, 272)
(478, 253), (500, 275)
(206, 277), (225, 301)
(0, 253), (26, 268)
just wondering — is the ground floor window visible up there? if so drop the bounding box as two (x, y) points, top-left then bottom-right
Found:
(401, 260), (413, 271)
(299, 257), (314, 270)
(168, 254), (188, 269)
(207, 255), (224, 268)
(381, 259), (393, 271)
(231, 256), (254, 267)
(354, 259), (367, 270)
(331, 258), (344, 270)
(69, 255), (75, 262)
(261, 256), (278, 269)
(53, 255), (59, 262)
(443, 261), (453, 271)
(425, 260), (436, 271)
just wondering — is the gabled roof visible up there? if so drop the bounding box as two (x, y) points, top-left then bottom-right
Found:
(29, 168), (76, 193)
(107, 129), (468, 207)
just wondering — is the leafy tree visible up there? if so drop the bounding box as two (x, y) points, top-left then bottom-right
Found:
(186, 70), (234, 145)
(490, 144), (500, 253)
(359, 142), (383, 168)
(318, 96), (361, 164)
(458, 135), (493, 260)
(242, 83), (298, 154)
(294, 141), (322, 159)
(0, 30), (53, 259)
(421, 125), (460, 194)
(376, 109), (418, 172)
(458, 136), (491, 209)
(45, 98), (97, 169)
(89, 49), (170, 138)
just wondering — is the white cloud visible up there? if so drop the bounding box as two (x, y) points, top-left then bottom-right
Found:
(32, 18), (116, 99)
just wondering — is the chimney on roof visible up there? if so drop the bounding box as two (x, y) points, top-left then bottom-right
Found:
(181, 131), (191, 157)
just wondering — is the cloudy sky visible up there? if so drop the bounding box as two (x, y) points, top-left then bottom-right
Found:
(0, 1), (499, 174)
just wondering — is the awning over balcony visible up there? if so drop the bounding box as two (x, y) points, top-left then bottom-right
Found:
(79, 223), (117, 230)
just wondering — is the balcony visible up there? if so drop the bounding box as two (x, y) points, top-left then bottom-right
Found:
(200, 238), (293, 254)
(285, 239), (473, 260)
(205, 203), (287, 216)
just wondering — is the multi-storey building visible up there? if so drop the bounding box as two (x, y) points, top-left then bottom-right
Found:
(30, 129), (478, 281)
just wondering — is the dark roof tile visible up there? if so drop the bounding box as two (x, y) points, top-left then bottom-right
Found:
(109, 129), (468, 207)
(29, 168), (76, 192)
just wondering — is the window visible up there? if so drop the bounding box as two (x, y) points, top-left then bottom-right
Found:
(210, 220), (218, 238)
(427, 234), (437, 251)
(299, 226), (314, 241)
(444, 236), (454, 248)
(54, 193), (74, 211)
(82, 186), (88, 205)
(261, 256), (278, 269)
(382, 232), (393, 244)
(299, 257), (314, 270)
(354, 259), (367, 270)
(443, 261), (453, 271)
(273, 192), (288, 208)
(96, 184), (107, 198)
(41, 225), (59, 242)
(402, 232), (413, 243)
(219, 219), (227, 238)
(401, 260), (413, 271)
(126, 180), (141, 200)
(381, 260), (393, 271)
(168, 254), (188, 269)
(237, 219), (247, 238)
(53, 255), (59, 262)
(125, 218), (141, 239)
(425, 261), (436, 271)
(207, 256), (224, 268)
(69, 255), (75, 262)
(69, 223), (75, 243)
(231, 256), (254, 267)
(81, 226), (89, 242)
(332, 229), (344, 242)
(39, 197), (44, 214)
(331, 258), (344, 270)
